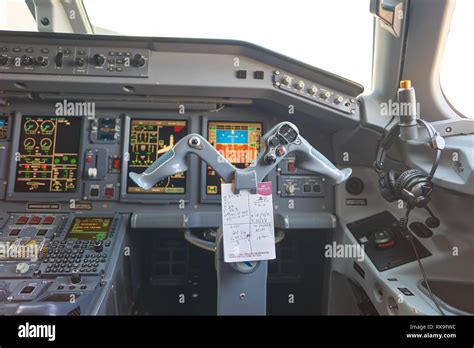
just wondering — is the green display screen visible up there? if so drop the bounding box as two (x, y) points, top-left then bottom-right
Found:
(66, 217), (113, 241)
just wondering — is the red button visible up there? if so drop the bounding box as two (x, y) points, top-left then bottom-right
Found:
(16, 216), (29, 225)
(287, 161), (296, 172)
(29, 216), (41, 225)
(112, 158), (121, 170)
(104, 187), (114, 198)
(43, 216), (55, 225)
(86, 155), (94, 163)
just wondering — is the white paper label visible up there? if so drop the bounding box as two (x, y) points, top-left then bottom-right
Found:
(221, 182), (276, 262)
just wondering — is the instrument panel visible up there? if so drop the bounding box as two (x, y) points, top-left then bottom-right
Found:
(14, 116), (82, 194)
(127, 119), (188, 194)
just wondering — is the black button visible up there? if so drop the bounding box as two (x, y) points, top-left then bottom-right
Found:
(80, 285), (87, 290)
(58, 285), (64, 290)
(236, 70), (247, 79)
(9, 229), (21, 236)
(37, 229), (48, 236)
(313, 184), (321, 193)
(303, 184), (311, 192)
(69, 285), (75, 290)
(254, 70), (264, 79)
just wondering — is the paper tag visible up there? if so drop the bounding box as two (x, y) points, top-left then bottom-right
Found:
(221, 182), (276, 263)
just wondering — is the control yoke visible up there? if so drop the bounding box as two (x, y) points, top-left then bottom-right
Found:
(129, 121), (351, 191)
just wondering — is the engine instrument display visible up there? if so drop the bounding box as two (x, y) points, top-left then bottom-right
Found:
(14, 116), (82, 193)
(127, 119), (188, 194)
(66, 217), (113, 241)
(0, 117), (8, 140)
(206, 121), (262, 195)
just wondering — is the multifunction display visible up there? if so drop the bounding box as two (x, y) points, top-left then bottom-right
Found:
(14, 116), (82, 193)
(206, 121), (262, 195)
(66, 217), (113, 241)
(127, 119), (188, 194)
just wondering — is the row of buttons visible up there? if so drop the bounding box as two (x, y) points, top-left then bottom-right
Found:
(57, 285), (88, 290)
(236, 70), (265, 80)
(16, 215), (55, 225)
(303, 184), (321, 193)
(9, 228), (48, 236)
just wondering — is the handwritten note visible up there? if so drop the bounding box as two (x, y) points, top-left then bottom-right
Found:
(221, 182), (276, 262)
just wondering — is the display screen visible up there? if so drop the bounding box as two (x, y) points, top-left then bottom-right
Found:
(127, 119), (188, 194)
(206, 121), (262, 195)
(66, 217), (113, 241)
(14, 116), (82, 193)
(0, 117), (8, 139)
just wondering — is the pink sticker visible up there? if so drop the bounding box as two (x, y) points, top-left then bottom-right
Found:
(257, 182), (272, 196)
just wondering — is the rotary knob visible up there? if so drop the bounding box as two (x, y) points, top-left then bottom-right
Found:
(132, 54), (145, 68)
(285, 184), (296, 194)
(295, 80), (305, 90)
(75, 57), (86, 68)
(0, 55), (9, 66)
(20, 55), (33, 67)
(320, 91), (331, 100)
(93, 54), (105, 67)
(282, 76), (291, 86)
(308, 85), (318, 95)
(334, 95), (344, 104)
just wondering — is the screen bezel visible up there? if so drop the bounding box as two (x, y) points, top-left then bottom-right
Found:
(6, 113), (85, 201)
(200, 114), (267, 203)
(120, 114), (195, 203)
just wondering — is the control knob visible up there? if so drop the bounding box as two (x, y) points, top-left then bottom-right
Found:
(75, 57), (86, 68)
(20, 55), (33, 67)
(285, 184), (296, 194)
(71, 269), (82, 284)
(295, 80), (305, 90)
(93, 241), (104, 253)
(334, 95), (344, 104)
(320, 91), (331, 100)
(36, 56), (48, 66)
(0, 55), (9, 66)
(308, 85), (318, 95)
(93, 54), (105, 67)
(132, 54), (145, 68)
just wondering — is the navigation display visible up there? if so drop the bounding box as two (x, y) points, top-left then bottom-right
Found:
(14, 116), (82, 193)
(127, 119), (188, 194)
(66, 217), (113, 241)
(206, 121), (262, 195)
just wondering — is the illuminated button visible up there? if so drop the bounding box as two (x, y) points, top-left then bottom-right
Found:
(85, 155), (94, 163)
(112, 158), (121, 170)
(287, 162), (296, 172)
(43, 216), (55, 225)
(16, 216), (29, 225)
(29, 216), (41, 225)
(9, 229), (21, 236)
(104, 187), (114, 198)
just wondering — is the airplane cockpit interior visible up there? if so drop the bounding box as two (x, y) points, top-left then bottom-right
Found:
(0, 0), (473, 345)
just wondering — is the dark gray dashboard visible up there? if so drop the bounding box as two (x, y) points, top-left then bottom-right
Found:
(0, 31), (364, 230)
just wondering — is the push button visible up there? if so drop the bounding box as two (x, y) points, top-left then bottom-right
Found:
(16, 216), (29, 225)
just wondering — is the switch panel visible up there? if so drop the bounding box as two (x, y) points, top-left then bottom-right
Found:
(278, 175), (326, 198)
(0, 44), (149, 77)
(84, 148), (108, 180)
(273, 70), (357, 114)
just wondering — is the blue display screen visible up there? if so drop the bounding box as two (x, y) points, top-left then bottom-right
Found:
(216, 130), (248, 144)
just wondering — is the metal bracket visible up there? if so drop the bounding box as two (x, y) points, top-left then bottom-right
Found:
(370, 0), (404, 38)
